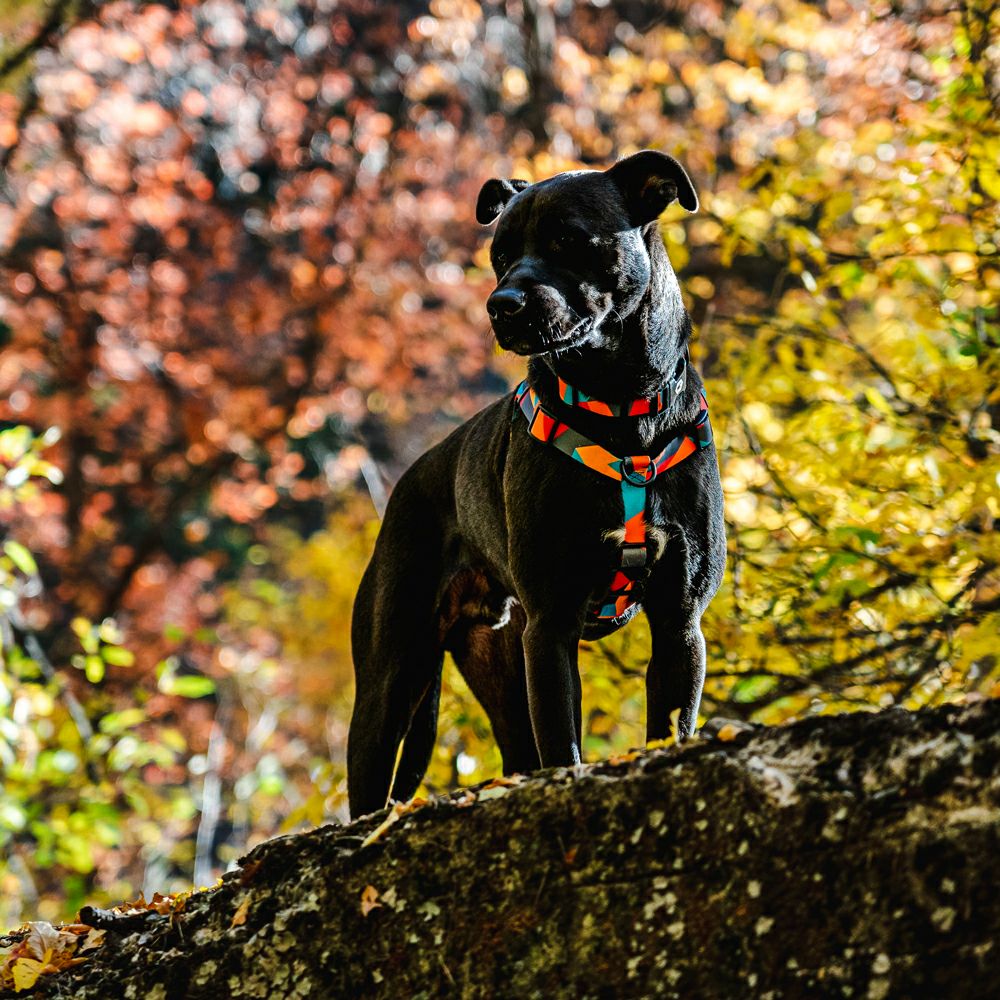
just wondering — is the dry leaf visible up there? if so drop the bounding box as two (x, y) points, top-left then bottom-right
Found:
(77, 928), (106, 954)
(360, 884), (382, 917)
(717, 723), (742, 742)
(480, 775), (524, 789)
(25, 922), (61, 961)
(360, 798), (428, 848)
(231, 896), (252, 927)
(0, 920), (89, 992)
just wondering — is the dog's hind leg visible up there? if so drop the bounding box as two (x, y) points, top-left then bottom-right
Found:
(388, 666), (442, 803)
(448, 602), (540, 776)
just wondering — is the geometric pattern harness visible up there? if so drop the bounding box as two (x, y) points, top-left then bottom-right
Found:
(514, 367), (713, 628)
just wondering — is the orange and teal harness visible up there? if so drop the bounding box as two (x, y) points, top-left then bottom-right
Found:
(514, 361), (713, 628)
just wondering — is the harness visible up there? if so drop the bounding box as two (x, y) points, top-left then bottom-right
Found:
(514, 360), (713, 628)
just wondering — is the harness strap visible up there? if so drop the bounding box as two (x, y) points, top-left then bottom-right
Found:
(514, 377), (713, 627)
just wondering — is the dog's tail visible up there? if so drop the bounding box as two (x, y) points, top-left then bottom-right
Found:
(389, 664), (442, 803)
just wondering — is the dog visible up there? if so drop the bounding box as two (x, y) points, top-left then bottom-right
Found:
(347, 150), (725, 818)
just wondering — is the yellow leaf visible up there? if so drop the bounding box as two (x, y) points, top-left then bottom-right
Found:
(12, 958), (44, 991)
(645, 738), (672, 751)
(863, 386), (895, 417)
(978, 161), (1000, 201)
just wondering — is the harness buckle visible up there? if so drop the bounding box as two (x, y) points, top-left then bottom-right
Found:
(620, 544), (648, 569)
(621, 455), (657, 487)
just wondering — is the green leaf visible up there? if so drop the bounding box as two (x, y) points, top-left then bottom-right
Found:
(102, 646), (135, 667)
(731, 675), (779, 704)
(169, 675), (216, 699)
(99, 708), (146, 734)
(84, 656), (105, 683)
(3, 540), (37, 576)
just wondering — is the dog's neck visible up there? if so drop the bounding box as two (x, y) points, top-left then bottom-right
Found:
(531, 230), (690, 404)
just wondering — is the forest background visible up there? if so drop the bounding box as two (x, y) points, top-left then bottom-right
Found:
(0, 0), (997, 924)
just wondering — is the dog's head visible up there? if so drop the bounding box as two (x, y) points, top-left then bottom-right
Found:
(476, 151), (698, 357)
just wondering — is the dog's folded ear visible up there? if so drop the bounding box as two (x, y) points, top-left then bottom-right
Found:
(476, 178), (531, 225)
(607, 150), (698, 225)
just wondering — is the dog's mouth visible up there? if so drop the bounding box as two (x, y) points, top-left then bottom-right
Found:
(494, 314), (598, 357)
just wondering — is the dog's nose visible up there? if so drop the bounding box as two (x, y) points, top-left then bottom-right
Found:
(487, 288), (526, 321)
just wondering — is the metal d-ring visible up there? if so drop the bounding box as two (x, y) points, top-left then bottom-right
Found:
(621, 456), (657, 486)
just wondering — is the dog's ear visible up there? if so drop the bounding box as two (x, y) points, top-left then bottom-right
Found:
(476, 178), (530, 225)
(607, 150), (698, 225)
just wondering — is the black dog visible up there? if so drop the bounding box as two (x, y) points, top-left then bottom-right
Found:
(347, 150), (725, 818)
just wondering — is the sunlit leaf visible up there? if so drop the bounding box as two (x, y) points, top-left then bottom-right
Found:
(3, 541), (37, 576)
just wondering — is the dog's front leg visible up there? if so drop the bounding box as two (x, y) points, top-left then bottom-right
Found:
(644, 612), (707, 743)
(522, 616), (583, 766)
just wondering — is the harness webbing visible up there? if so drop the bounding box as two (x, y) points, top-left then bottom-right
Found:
(556, 357), (687, 418)
(514, 376), (713, 627)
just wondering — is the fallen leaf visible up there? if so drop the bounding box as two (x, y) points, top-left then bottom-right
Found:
(477, 785), (510, 801)
(25, 922), (60, 960)
(77, 928), (106, 954)
(360, 798), (428, 848)
(480, 775), (524, 789)
(360, 885), (382, 917)
(230, 896), (251, 927)
(0, 921), (88, 991)
(717, 723), (742, 742)
(12, 957), (44, 991)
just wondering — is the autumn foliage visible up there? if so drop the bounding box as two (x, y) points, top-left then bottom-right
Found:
(0, 0), (997, 925)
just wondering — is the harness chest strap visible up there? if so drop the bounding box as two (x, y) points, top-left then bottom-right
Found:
(514, 377), (713, 626)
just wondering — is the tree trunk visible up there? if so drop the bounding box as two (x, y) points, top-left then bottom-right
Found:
(6, 700), (1000, 998)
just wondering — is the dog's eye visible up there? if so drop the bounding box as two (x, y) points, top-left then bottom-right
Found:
(549, 227), (587, 255)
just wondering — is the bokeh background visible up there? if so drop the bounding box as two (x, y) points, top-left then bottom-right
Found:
(0, 0), (997, 923)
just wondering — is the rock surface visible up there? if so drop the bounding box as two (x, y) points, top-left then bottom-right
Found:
(5, 700), (1000, 998)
